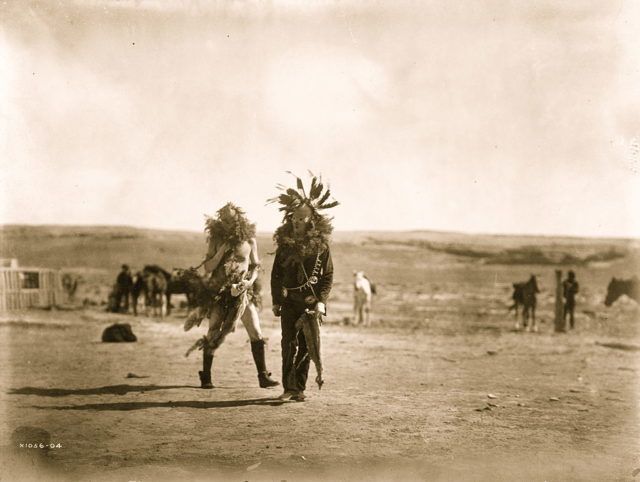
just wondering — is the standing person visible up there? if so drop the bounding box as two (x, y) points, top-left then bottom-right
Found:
(114, 264), (133, 313)
(563, 270), (579, 329)
(184, 203), (279, 389)
(269, 174), (338, 402)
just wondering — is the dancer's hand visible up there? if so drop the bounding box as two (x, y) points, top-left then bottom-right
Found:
(230, 283), (243, 297)
(272, 304), (281, 316)
(305, 307), (323, 325)
(315, 302), (326, 315)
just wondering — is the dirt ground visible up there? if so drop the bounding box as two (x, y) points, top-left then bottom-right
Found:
(1, 293), (639, 482)
(2, 226), (639, 481)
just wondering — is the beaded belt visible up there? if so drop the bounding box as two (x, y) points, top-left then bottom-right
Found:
(281, 252), (321, 299)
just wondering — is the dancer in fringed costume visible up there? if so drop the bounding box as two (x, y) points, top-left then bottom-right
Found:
(184, 203), (279, 389)
(268, 173), (337, 402)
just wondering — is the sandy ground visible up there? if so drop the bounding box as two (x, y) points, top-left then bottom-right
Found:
(1, 298), (639, 482)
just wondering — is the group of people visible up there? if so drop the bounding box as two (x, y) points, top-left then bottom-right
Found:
(183, 174), (338, 402)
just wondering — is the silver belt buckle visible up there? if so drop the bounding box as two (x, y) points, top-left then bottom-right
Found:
(281, 288), (288, 298)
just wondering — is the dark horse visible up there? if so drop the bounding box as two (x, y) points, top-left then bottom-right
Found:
(132, 265), (198, 316)
(131, 266), (168, 317)
(508, 275), (540, 331)
(132, 273), (146, 316)
(604, 277), (639, 306)
(167, 268), (200, 312)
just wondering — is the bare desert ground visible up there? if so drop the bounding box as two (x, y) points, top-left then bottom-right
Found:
(1, 226), (639, 481)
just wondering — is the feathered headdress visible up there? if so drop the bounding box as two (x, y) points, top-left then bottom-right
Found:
(267, 171), (339, 217)
(268, 172), (339, 258)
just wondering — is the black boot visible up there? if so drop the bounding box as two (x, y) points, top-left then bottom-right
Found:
(251, 340), (279, 388)
(199, 354), (214, 389)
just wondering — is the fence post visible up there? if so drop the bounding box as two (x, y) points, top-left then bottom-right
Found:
(554, 270), (565, 332)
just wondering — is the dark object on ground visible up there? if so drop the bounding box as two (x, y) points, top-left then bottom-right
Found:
(102, 323), (137, 342)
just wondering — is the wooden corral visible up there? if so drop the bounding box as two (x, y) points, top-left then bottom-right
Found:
(0, 267), (63, 311)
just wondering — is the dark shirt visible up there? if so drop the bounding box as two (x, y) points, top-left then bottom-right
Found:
(271, 247), (333, 307)
(563, 279), (579, 301)
(117, 272), (133, 289)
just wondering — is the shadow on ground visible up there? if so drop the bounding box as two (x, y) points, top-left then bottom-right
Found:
(8, 385), (194, 397)
(32, 398), (287, 410)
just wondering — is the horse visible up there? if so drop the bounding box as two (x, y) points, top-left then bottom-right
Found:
(168, 268), (200, 312)
(143, 269), (167, 317)
(131, 273), (146, 316)
(131, 267), (167, 317)
(131, 265), (202, 316)
(508, 275), (540, 331)
(353, 271), (375, 326)
(605, 277), (639, 306)
(143, 265), (199, 314)
(140, 265), (171, 311)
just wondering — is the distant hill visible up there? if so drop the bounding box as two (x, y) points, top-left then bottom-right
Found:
(0, 225), (211, 271)
(1, 225), (638, 285)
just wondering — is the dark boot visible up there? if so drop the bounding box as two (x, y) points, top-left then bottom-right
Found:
(251, 340), (279, 388)
(199, 354), (214, 389)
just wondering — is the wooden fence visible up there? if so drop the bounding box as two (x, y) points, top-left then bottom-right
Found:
(0, 268), (63, 311)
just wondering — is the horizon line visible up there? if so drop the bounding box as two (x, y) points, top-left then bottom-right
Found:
(1, 222), (638, 242)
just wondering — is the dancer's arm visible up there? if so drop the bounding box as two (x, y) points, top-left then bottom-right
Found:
(203, 238), (229, 275)
(243, 238), (260, 287)
(271, 248), (283, 316)
(315, 248), (333, 315)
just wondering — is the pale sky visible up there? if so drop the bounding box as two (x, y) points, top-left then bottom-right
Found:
(1, 0), (639, 237)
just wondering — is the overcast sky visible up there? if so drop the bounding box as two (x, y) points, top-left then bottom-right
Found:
(1, 0), (639, 237)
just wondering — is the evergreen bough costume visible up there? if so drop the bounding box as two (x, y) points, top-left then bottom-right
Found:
(184, 202), (278, 389)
